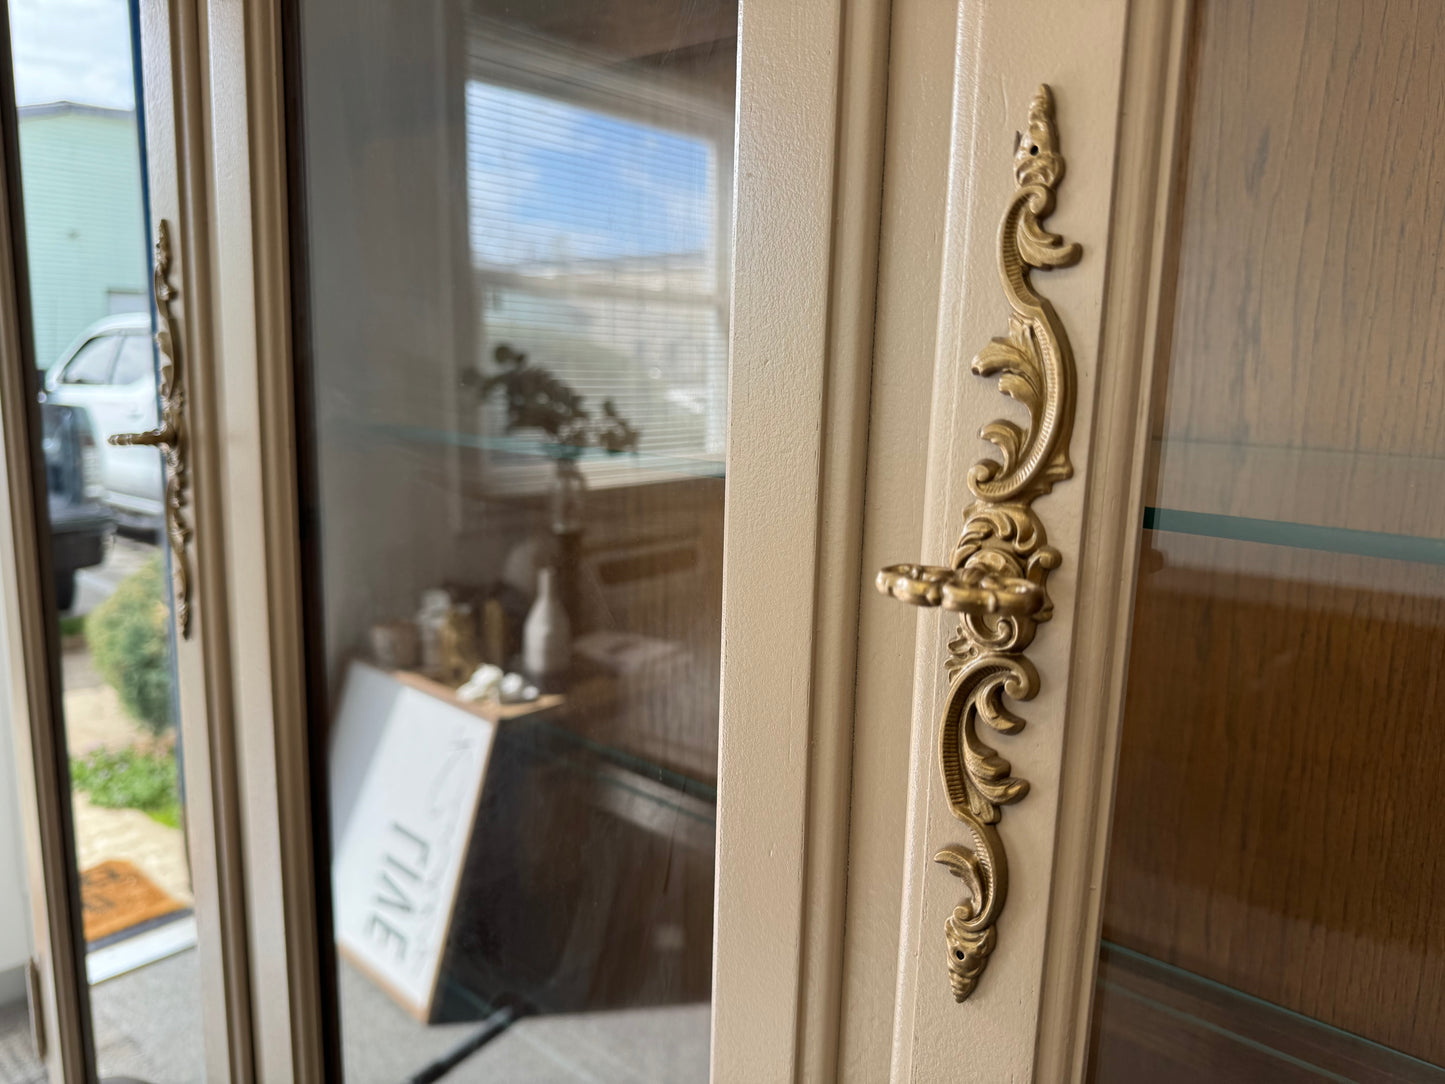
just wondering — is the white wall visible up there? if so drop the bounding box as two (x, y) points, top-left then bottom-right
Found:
(299, 0), (484, 680)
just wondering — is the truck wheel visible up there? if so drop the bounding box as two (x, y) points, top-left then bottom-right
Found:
(54, 570), (76, 612)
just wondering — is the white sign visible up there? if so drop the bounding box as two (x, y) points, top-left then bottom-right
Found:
(329, 662), (497, 1019)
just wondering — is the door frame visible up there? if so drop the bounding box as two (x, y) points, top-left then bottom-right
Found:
(1033, 3), (1192, 1077)
(132, 0), (261, 1075)
(182, 0), (330, 1076)
(843, 0), (1194, 1080)
(711, 0), (890, 1080)
(0, 11), (92, 1069)
(0, 0), (263, 1075)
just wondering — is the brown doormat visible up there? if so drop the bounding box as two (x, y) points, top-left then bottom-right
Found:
(80, 860), (183, 944)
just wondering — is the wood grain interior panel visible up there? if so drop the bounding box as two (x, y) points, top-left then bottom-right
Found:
(1101, 533), (1445, 1065)
(1158, 0), (1445, 464)
(1097, 0), (1445, 1067)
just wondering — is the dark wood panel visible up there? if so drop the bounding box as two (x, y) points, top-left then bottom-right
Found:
(1101, 534), (1445, 1065)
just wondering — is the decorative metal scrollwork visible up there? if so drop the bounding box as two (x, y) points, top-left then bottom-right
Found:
(875, 84), (1080, 1002)
(110, 219), (192, 637)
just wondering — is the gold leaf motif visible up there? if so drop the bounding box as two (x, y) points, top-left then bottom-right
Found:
(875, 84), (1081, 1002)
(108, 220), (192, 637)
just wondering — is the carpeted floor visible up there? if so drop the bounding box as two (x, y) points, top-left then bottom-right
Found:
(0, 950), (709, 1082)
(336, 958), (709, 1082)
(0, 1001), (42, 1084)
(437, 1002), (709, 1083)
(0, 948), (202, 1084)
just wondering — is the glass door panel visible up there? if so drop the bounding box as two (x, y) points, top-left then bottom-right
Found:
(1090, 1), (1445, 1079)
(290, 1), (735, 1078)
(0, 0), (205, 1080)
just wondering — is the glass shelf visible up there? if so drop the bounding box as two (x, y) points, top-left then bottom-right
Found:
(366, 421), (727, 481)
(1143, 507), (1445, 567)
(393, 665), (717, 811)
(531, 717), (717, 813)
(1092, 942), (1445, 1080)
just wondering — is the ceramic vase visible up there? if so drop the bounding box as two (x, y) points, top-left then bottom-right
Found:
(522, 567), (570, 680)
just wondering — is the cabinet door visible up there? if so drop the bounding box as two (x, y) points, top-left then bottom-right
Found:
(194, 0), (891, 1079)
(861, 0), (1445, 1081)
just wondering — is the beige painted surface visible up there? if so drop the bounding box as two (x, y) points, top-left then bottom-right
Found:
(711, 0), (887, 1079)
(0, 686), (33, 979)
(853, 2), (1196, 1079)
(136, 0), (256, 1076)
(191, 0), (891, 1079)
(848, 1), (1166, 1080)
(837, 0), (956, 1077)
(203, 0), (328, 1075)
(782, 0), (890, 1079)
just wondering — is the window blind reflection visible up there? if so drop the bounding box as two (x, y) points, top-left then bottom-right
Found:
(464, 49), (730, 478)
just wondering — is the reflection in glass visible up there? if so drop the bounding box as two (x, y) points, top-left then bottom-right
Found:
(1, 1), (202, 1079)
(294, 1), (737, 1078)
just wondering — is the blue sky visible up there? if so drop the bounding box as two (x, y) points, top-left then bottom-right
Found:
(466, 81), (715, 266)
(5, 0), (720, 271)
(9, 0), (135, 110)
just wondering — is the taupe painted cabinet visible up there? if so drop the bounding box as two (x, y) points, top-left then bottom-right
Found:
(6, 0), (1442, 1080)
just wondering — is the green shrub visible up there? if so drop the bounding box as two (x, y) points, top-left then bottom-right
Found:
(70, 747), (180, 828)
(88, 557), (173, 735)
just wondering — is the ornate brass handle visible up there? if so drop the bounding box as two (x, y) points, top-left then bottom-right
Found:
(110, 220), (192, 637)
(875, 85), (1080, 1002)
(876, 563), (1045, 618)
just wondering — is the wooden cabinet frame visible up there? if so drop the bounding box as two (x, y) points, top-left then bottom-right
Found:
(0, 0), (1208, 1077)
(0, 0), (273, 1076)
(1033, 5), (1192, 1077)
(843, 1), (1195, 1079)
(190, 0), (329, 1076)
(173, 0), (1201, 1077)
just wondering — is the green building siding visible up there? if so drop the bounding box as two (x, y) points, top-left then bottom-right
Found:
(17, 104), (147, 369)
